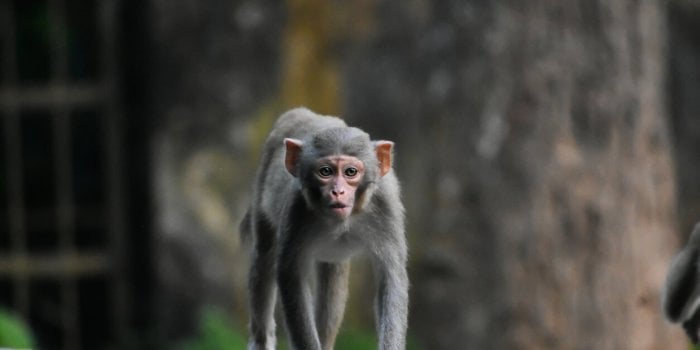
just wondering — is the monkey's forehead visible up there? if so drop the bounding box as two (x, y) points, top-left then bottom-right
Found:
(309, 143), (375, 159)
(306, 127), (373, 154)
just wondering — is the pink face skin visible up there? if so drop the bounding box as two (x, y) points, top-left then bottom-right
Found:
(314, 155), (365, 219)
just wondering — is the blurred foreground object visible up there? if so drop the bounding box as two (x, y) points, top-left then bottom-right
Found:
(663, 223), (700, 343)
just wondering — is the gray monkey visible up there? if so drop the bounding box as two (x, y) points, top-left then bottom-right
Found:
(663, 222), (700, 343)
(241, 108), (408, 350)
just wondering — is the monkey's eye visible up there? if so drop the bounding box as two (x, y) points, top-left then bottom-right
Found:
(318, 166), (333, 177)
(344, 167), (358, 177)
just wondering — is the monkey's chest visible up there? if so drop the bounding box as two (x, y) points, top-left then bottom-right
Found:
(311, 233), (363, 263)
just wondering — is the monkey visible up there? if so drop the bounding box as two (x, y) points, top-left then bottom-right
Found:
(662, 222), (700, 344)
(240, 108), (409, 350)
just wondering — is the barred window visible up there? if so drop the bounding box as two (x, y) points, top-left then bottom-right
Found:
(0, 0), (145, 348)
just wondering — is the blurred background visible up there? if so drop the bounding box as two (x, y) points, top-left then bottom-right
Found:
(1, 0), (699, 349)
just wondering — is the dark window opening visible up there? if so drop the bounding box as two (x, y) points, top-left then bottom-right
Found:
(14, 0), (51, 84)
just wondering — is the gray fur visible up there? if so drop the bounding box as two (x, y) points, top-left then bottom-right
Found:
(242, 108), (408, 350)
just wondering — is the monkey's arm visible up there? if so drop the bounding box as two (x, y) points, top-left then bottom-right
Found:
(277, 221), (323, 350)
(371, 237), (409, 350)
(278, 255), (322, 349)
(375, 261), (408, 350)
(376, 264), (408, 350)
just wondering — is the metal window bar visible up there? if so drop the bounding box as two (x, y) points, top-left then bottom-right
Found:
(100, 0), (129, 345)
(0, 84), (101, 110)
(47, 1), (81, 349)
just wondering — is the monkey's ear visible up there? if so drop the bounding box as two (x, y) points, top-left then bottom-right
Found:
(374, 141), (394, 177)
(284, 138), (303, 177)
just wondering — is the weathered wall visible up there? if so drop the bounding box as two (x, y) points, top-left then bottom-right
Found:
(341, 0), (683, 349)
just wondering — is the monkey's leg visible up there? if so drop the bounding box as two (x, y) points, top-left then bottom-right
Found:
(315, 262), (351, 350)
(247, 216), (277, 350)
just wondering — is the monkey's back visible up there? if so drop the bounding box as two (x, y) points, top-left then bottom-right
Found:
(268, 107), (347, 140)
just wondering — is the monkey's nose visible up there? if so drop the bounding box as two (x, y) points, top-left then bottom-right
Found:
(331, 188), (345, 196)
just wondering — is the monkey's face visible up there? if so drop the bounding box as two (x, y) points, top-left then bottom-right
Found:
(312, 155), (366, 220)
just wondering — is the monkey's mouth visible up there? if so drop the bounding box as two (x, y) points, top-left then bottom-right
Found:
(328, 203), (351, 218)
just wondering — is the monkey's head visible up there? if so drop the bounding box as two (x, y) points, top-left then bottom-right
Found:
(284, 127), (393, 220)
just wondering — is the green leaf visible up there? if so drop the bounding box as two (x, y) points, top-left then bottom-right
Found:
(0, 309), (34, 348)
